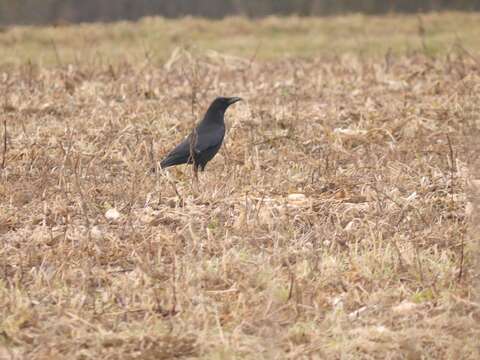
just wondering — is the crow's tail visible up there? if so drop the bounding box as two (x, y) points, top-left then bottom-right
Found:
(160, 153), (190, 169)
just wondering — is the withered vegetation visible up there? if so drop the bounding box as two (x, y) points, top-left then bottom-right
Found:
(1, 14), (480, 359)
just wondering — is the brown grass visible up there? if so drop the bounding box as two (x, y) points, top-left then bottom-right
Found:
(1, 14), (480, 359)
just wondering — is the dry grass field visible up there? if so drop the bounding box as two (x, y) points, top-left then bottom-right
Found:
(1, 12), (480, 359)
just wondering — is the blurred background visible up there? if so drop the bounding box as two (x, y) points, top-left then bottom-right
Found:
(1, 0), (480, 26)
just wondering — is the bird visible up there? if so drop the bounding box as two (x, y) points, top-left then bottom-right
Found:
(160, 96), (242, 176)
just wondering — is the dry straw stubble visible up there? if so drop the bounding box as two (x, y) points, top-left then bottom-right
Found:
(1, 17), (480, 359)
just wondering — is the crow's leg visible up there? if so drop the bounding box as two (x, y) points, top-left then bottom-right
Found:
(188, 163), (199, 194)
(193, 163), (199, 183)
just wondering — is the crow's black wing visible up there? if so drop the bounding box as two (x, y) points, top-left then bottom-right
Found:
(160, 133), (194, 168)
(194, 122), (225, 154)
(160, 123), (225, 169)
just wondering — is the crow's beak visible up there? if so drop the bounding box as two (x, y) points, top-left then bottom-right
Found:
(228, 97), (242, 105)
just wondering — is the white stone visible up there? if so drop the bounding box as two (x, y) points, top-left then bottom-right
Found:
(105, 208), (121, 221)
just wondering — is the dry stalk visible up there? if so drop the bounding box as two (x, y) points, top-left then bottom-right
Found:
(73, 154), (92, 237)
(1, 117), (6, 170)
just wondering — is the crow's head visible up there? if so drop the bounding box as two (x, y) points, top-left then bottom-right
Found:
(203, 97), (242, 123)
(211, 96), (242, 109)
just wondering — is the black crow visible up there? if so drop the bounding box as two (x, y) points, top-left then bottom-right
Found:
(160, 96), (242, 174)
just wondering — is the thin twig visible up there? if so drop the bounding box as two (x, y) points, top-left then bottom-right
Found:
(1, 118), (6, 170)
(458, 231), (465, 282)
(49, 38), (63, 67)
(446, 134), (456, 201)
(171, 254), (177, 315)
(73, 154), (92, 236)
(287, 270), (295, 301)
(417, 15), (428, 54)
(189, 129), (199, 184)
